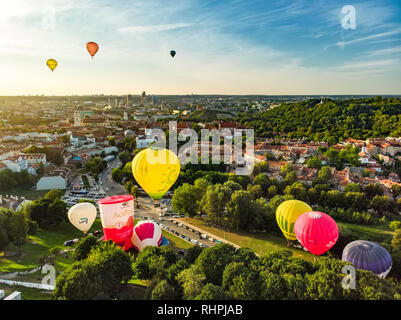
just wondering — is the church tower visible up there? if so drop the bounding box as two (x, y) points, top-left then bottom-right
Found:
(74, 110), (82, 127)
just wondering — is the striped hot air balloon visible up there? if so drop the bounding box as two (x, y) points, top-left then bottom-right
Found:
(295, 211), (339, 256)
(342, 240), (392, 278)
(131, 220), (163, 252)
(276, 200), (312, 240)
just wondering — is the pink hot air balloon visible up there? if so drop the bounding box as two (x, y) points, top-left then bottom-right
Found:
(294, 211), (338, 256)
(131, 220), (163, 252)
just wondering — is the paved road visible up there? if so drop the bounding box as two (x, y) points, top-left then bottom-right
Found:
(99, 158), (126, 196)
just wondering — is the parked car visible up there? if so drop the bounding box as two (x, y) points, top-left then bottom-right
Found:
(191, 239), (199, 245)
(64, 240), (74, 246)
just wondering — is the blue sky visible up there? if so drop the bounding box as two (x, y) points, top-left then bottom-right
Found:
(0, 0), (400, 95)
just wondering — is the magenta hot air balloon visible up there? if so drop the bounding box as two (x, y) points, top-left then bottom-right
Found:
(131, 220), (163, 252)
(294, 211), (338, 256)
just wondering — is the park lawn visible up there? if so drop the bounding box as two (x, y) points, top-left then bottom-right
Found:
(0, 187), (50, 200)
(0, 284), (52, 300)
(0, 218), (103, 273)
(338, 222), (394, 243)
(181, 217), (314, 261)
(163, 231), (193, 250)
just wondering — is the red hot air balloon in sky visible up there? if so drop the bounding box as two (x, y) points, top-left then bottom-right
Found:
(86, 42), (99, 59)
(294, 211), (338, 256)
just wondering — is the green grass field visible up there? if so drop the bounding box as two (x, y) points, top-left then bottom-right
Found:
(181, 217), (314, 260)
(0, 187), (50, 200)
(0, 216), (194, 299)
(0, 284), (52, 300)
(1, 218), (193, 274)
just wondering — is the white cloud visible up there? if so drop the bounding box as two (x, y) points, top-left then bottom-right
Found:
(368, 46), (401, 56)
(336, 28), (401, 47)
(117, 23), (192, 35)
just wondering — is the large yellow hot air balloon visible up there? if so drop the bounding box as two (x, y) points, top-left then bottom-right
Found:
(46, 59), (58, 72)
(276, 200), (312, 241)
(132, 147), (180, 201)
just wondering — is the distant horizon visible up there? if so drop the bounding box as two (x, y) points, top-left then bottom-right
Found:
(1, 93), (401, 98)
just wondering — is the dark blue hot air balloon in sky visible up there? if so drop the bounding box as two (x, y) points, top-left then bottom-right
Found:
(170, 50), (176, 58)
(342, 240), (392, 278)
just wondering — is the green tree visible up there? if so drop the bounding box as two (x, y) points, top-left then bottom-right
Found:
(172, 183), (200, 217)
(54, 241), (133, 300)
(307, 156), (322, 169)
(118, 151), (131, 166)
(392, 229), (401, 250)
(370, 195), (393, 216)
(226, 190), (254, 231)
(151, 280), (176, 300)
(195, 244), (237, 285)
(111, 168), (124, 184)
(44, 189), (62, 201)
(195, 283), (228, 300)
(390, 221), (401, 231)
(7, 211), (28, 256)
(177, 265), (206, 300)
(73, 235), (98, 261)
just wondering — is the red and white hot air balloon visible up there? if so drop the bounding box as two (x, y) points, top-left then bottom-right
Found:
(294, 211), (338, 256)
(131, 220), (163, 252)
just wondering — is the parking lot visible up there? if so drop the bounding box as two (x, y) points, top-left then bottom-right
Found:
(63, 174), (106, 207)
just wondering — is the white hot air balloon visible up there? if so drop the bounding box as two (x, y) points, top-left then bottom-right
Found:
(131, 220), (163, 252)
(68, 202), (97, 234)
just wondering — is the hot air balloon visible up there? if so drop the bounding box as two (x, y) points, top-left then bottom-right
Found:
(276, 200), (312, 241)
(294, 211), (338, 256)
(342, 240), (392, 278)
(98, 195), (135, 250)
(131, 220), (163, 252)
(86, 42), (99, 59)
(160, 236), (169, 247)
(68, 202), (97, 234)
(170, 50), (176, 58)
(132, 147), (180, 202)
(46, 59), (58, 72)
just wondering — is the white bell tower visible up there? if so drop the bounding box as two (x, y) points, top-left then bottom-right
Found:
(74, 110), (82, 127)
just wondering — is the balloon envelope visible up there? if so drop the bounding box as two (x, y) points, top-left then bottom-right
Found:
(132, 147), (180, 200)
(131, 220), (163, 251)
(98, 195), (135, 250)
(342, 240), (392, 278)
(160, 236), (169, 247)
(86, 42), (99, 58)
(170, 50), (176, 58)
(46, 59), (58, 72)
(68, 202), (97, 233)
(294, 211), (338, 255)
(276, 200), (312, 240)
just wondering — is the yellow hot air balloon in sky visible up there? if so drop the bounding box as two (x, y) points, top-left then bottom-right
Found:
(276, 200), (312, 241)
(46, 59), (58, 72)
(132, 147), (180, 201)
